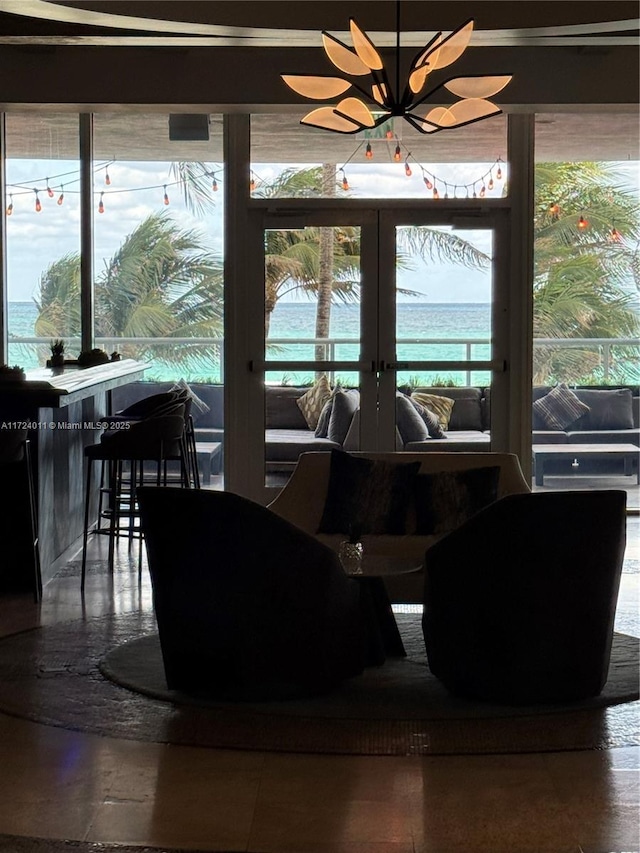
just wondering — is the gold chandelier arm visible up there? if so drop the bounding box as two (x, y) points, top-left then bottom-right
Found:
(299, 107), (362, 133)
(444, 75), (512, 99)
(334, 97), (376, 128)
(281, 75), (353, 100)
(349, 18), (384, 71)
(322, 31), (371, 76)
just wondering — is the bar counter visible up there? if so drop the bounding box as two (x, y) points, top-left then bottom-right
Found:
(0, 359), (147, 589)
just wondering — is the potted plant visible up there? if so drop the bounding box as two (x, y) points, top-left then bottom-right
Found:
(77, 347), (110, 368)
(0, 363), (26, 382)
(48, 339), (65, 368)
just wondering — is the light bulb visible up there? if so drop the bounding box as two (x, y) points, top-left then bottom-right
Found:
(46, 179), (54, 198)
(424, 177), (433, 190)
(577, 215), (588, 230)
(609, 226), (622, 243)
(404, 161), (412, 177)
(488, 174), (494, 190)
(6, 195), (13, 216)
(393, 145), (401, 162)
(163, 186), (169, 205)
(250, 177), (256, 191)
(433, 186), (439, 200)
(105, 169), (111, 186)
(341, 172), (349, 190)
(386, 129), (394, 139)
(212, 177), (218, 192)
(479, 185), (486, 198)
(34, 190), (41, 212)
(98, 193), (105, 214)
(57, 185), (64, 206)
(365, 143), (373, 159)
(496, 166), (503, 180)
(549, 202), (560, 218)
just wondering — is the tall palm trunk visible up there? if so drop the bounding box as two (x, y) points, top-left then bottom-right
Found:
(315, 164), (336, 367)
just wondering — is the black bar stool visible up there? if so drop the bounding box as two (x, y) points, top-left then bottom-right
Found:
(81, 406), (187, 592)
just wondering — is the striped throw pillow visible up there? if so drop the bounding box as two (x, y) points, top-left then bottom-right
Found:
(532, 383), (590, 430)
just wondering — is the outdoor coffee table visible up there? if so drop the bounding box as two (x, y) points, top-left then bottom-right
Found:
(532, 443), (639, 487)
(195, 441), (222, 486)
(341, 554), (422, 666)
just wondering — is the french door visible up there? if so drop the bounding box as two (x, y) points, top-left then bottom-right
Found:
(237, 205), (510, 503)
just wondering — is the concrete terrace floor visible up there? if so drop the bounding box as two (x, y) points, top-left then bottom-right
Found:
(0, 513), (636, 852)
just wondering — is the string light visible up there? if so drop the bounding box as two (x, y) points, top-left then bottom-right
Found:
(549, 202), (560, 220)
(365, 142), (373, 159)
(404, 160), (412, 177)
(46, 178), (54, 198)
(98, 192), (105, 214)
(393, 144), (402, 162)
(472, 183), (477, 198)
(432, 182), (439, 200)
(211, 175), (219, 192)
(163, 185), (170, 205)
(496, 157), (503, 180)
(488, 172), (494, 190)
(577, 214), (588, 230)
(479, 183), (486, 198)
(385, 129), (394, 139)
(6, 194), (13, 216)
(423, 175), (433, 190)
(608, 222), (623, 243)
(57, 185), (64, 206)
(104, 167), (111, 186)
(34, 189), (41, 212)
(250, 171), (257, 191)
(340, 169), (350, 190)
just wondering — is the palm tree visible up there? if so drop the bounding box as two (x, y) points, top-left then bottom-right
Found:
(533, 162), (639, 384)
(35, 212), (223, 373)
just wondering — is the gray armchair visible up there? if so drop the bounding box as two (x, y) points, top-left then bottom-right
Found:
(422, 490), (627, 704)
(138, 486), (365, 700)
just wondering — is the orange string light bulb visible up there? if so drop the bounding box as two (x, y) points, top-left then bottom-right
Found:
(46, 179), (54, 198)
(423, 176), (433, 190)
(98, 192), (105, 214)
(211, 176), (219, 192)
(341, 170), (349, 190)
(104, 168), (111, 186)
(57, 185), (64, 206)
(393, 144), (402, 162)
(6, 194), (13, 216)
(34, 190), (41, 212)
(365, 143), (373, 159)
(404, 161), (412, 177)
(577, 215), (588, 230)
(163, 185), (169, 205)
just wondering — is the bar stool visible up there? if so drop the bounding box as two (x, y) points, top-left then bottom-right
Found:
(0, 429), (42, 602)
(81, 405), (187, 592)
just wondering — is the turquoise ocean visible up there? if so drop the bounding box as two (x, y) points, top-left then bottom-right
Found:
(7, 300), (492, 385)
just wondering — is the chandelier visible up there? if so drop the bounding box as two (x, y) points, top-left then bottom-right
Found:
(281, 7), (512, 135)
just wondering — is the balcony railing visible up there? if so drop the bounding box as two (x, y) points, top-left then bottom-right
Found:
(7, 335), (639, 386)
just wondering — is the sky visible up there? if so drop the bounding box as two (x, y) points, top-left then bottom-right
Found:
(4, 158), (638, 307)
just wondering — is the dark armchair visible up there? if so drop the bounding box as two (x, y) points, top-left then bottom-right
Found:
(137, 486), (365, 700)
(422, 490), (627, 704)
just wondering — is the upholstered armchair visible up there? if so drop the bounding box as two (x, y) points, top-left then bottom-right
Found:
(422, 490), (627, 704)
(137, 486), (365, 700)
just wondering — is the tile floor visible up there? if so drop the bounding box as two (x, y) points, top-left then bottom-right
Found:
(0, 519), (637, 853)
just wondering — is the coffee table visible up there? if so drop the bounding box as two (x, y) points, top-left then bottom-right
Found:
(341, 555), (422, 666)
(532, 443), (639, 487)
(195, 441), (222, 486)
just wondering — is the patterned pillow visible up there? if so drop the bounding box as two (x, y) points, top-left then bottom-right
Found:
(411, 393), (455, 430)
(532, 384), (590, 430)
(295, 374), (332, 430)
(318, 450), (421, 535)
(409, 398), (446, 439)
(413, 467), (500, 535)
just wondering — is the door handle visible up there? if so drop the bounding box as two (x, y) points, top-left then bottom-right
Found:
(384, 362), (409, 371)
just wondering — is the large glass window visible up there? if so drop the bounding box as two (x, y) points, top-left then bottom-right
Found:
(91, 113), (224, 383)
(5, 113), (80, 369)
(533, 113), (639, 507)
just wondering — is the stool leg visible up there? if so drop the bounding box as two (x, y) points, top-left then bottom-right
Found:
(107, 459), (117, 574)
(24, 441), (42, 602)
(81, 459), (93, 593)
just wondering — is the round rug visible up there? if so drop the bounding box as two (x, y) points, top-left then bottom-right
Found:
(0, 611), (637, 756)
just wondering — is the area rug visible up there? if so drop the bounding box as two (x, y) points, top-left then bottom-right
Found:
(0, 611), (637, 756)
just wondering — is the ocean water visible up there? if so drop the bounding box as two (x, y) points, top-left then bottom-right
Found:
(7, 300), (492, 384)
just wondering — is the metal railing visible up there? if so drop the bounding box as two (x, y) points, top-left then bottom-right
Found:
(7, 334), (640, 385)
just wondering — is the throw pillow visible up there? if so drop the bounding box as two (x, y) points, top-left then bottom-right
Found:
(170, 379), (210, 422)
(411, 393), (455, 430)
(327, 389), (360, 445)
(409, 397), (446, 439)
(315, 398), (333, 437)
(318, 450), (421, 535)
(295, 374), (332, 430)
(413, 466), (501, 535)
(571, 388), (634, 430)
(532, 384), (590, 430)
(396, 393), (429, 443)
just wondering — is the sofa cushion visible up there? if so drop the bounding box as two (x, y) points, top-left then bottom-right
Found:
(296, 375), (332, 430)
(409, 397), (446, 439)
(396, 393), (429, 443)
(412, 466), (500, 535)
(315, 399), (333, 437)
(327, 389), (360, 444)
(413, 387), (483, 431)
(265, 387), (309, 430)
(572, 388), (634, 430)
(411, 393), (455, 430)
(318, 450), (420, 536)
(265, 430), (341, 462)
(532, 384), (590, 430)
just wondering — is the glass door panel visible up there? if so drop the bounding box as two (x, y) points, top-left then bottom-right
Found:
(261, 223), (373, 490)
(378, 212), (507, 453)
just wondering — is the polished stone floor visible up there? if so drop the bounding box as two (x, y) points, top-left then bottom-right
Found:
(0, 519), (637, 853)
